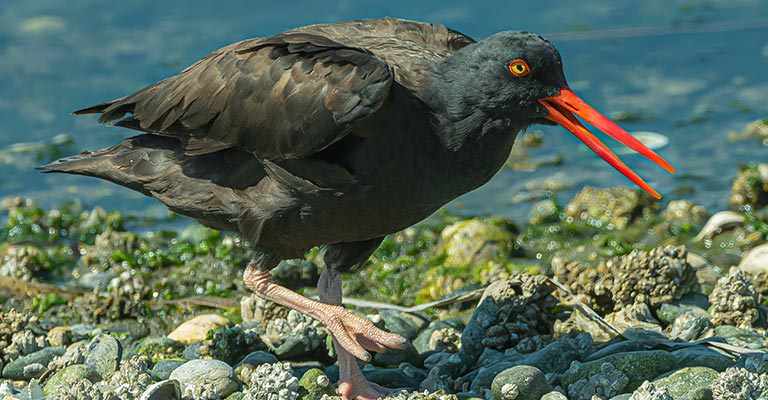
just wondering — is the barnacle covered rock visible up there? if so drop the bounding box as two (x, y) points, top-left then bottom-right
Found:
(554, 245), (696, 313)
(709, 367), (768, 400)
(628, 381), (672, 400)
(708, 267), (760, 328)
(461, 274), (557, 359)
(564, 186), (655, 230)
(108, 354), (153, 399)
(0, 309), (41, 362)
(243, 361), (299, 400)
(730, 163), (768, 210)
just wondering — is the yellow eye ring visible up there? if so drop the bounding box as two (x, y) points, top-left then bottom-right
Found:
(508, 59), (530, 77)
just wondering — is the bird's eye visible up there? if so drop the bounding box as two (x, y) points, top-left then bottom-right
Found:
(508, 59), (530, 77)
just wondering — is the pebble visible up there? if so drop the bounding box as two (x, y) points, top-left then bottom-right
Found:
(168, 359), (239, 398)
(167, 314), (232, 344)
(47, 326), (72, 347)
(490, 365), (550, 400)
(85, 333), (122, 380)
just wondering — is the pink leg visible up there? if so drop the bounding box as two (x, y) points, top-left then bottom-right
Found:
(242, 262), (406, 363)
(317, 266), (393, 400)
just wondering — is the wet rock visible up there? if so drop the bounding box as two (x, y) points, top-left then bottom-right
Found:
(490, 365), (550, 400)
(85, 333), (122, 380)
(562, 350), (678, 392)
(243, 361), (298, 400)
(708, 267), (760, 328)
(169, 359), (239, 398)
(730, 163), (768, 209)
(379, 310), (428, 341)
(297, 368), (334, 399)
(42, 364), (101, 396)
(76, 272), (119, 290)
(436, 218), (516, 267)
(261, 309), (326, 359)
(461, 275), (556, 360)
(671, 345), (733, 371)
(139, 379), (181, 400)
(564, 186), (655, 230)
(167, 314), (232, 344)
(2, 346), (65, 379)
(541, 391), (568, 400)
(709, 367), (768, 400)
(651, 366), (718, 400)
(739, 243), (768, 274)
(656, 296), (710, 325)
(693, 211), (746, 241)
(420, 351), (474, 392)
(567, 362), (629, 400)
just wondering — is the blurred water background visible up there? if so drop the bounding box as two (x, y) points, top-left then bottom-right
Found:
(1, 0), (767, 225)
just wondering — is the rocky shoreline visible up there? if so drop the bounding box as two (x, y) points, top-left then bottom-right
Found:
(0, 161), (767, 400)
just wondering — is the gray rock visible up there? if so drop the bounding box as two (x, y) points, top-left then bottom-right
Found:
(568, 362), (629, 400)
(236, 350), (278, 368)
(373, 342), (421, 367)
(657, 302), (709, 325)
(139, 379), (182, 400)
(562, 350), (678, 392)
(42, 364), (101, 396)
(169, 359), (239, 398)
(586, 341), (650, 362)
(628, 381), (672, 400)
(379, 310), (428, 341)
(85, 333), (122, 380)
(69, 324), (99, 341)
(490, 365), (551, 400)
(183, 342), (202, 359)
(151, 359), (186, 381)
(671, 346), (734, 371)
(652, 367), (718, 400)
(2, 346), (65, 379)
(714, 325), (767, 349)
(21, 363), (45, 379)
(364, 363), (427, 390)
(470, 333), (592, 393)
(243, 361), (298, 400)
(668, 313), (714, 342)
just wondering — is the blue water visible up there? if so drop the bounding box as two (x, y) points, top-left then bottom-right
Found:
(1, 1), (767, 223)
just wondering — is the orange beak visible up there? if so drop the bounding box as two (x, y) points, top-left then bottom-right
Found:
(538, 85), (675, 199)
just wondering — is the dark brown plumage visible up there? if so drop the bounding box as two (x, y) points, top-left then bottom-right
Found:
(42, 17), (672, 399)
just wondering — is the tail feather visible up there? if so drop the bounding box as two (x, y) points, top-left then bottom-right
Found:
(39, 134), (266, 232)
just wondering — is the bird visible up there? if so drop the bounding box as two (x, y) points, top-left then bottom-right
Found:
(41, 17), (674, 399)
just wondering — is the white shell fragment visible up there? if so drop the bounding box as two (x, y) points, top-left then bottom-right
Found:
(693, 211), (746, 242)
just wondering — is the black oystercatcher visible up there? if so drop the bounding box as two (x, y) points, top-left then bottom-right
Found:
(41, 18), (674, 399)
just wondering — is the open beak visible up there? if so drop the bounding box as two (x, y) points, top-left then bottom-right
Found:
(538, 85), (675, 199)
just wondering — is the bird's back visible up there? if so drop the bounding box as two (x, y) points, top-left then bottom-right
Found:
(282, 17), (475, 93)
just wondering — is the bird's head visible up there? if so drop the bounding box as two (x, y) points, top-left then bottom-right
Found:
(435, 30), (675, 198)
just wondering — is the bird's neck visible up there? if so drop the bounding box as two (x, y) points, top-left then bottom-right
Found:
(424, 53), (524, 153)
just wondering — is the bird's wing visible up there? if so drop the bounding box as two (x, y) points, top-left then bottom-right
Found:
(73, 32), (393, 160)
